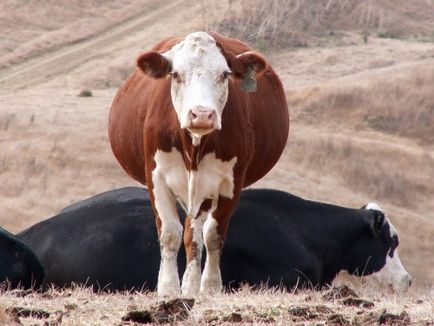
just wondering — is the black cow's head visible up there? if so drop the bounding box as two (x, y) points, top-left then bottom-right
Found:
(343, 203), (411, 291)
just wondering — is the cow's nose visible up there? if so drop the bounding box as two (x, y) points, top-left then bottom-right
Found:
(189, 107), (216, 129)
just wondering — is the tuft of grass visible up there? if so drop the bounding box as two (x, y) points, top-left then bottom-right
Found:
(0, 112), (15, 131)
(377, 31), (399, 39)
(78, 89), (93, 97)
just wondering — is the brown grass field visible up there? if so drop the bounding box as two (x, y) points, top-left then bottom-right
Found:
(0, 0), (433, 324)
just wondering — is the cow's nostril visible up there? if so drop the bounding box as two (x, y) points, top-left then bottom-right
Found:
(408, 276), (412, 287)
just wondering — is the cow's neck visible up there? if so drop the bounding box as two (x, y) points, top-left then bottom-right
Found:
(179, 129), (212, 169)
(305, 208), (368, 280)
(178, 129), (211, 217)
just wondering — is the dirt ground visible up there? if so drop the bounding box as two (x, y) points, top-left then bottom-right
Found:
(0, 0), (433, 324)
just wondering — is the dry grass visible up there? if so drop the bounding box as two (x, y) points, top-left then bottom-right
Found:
(207, 0), (434, 49)
(0, 112), (16, 131)
(272, 61), (434, 214)
(0, 285), (432, 325)
(293, 63), (434, 144)
(0, 1), (434, 324)
(0, 0), (166, 69)
(290, 134), (419, 208)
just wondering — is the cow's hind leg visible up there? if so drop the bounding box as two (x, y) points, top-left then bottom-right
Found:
(200, 195), (239, 294)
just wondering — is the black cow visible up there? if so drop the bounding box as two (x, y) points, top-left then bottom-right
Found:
(0, 226), (44, 289)
(17, 187), (411, 292)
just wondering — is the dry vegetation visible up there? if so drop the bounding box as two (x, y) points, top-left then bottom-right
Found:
(0, 0), (166, 69)
(210, 0), (434, 48)
(0, 0), (433, 324)
(0, 285), (433, 325)
(283, 63), (434, 209)
(293, 64), (434, 144)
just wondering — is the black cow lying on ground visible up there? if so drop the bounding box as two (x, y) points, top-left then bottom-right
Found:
(0, 226), (44, 289)
(17, 187), (411, 292)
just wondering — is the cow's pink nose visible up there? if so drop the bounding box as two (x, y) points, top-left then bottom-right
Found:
(189, 107), (216, 129)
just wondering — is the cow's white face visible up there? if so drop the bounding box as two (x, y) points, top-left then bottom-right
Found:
(137, 32), (267, 145)
(364, 203), (412, 291)
(163, 32), (231, 138)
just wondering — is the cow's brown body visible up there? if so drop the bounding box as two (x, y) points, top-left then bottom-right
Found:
(109, 32), (289, 296)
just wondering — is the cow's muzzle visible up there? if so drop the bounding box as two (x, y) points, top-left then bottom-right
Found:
(188, 107), (217, 131)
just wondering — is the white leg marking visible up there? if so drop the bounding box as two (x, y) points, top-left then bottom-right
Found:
(153, 148), (236, 296)
(201, 215), (222, 294)
(181, 211), (207, 297)
(152, 153), (183, 297)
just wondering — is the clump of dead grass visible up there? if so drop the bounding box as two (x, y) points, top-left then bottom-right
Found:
(0, 112), (16, 131)
(205, 0), (434, 48)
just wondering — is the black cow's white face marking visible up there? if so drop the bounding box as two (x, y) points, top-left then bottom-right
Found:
(362, 203), (412, 291)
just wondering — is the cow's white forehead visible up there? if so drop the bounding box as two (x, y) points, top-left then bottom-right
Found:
(167, 32), (228, 72)
(365, 202), (383, 212)
(364, 202), (397, 238)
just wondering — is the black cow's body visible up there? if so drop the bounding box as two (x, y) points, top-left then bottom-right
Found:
(17, 187), (403, 291)
(0, 227), (44, 289)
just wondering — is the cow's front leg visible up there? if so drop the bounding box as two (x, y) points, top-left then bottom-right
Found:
(181, 210), (207, 297)
(152, 175), (183, 297)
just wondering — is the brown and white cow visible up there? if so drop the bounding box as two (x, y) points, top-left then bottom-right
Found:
(108, 32), (289, 297)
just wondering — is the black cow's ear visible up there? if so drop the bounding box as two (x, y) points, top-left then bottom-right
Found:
(137, 51), (172, 78)
(369, 210), (385, 237)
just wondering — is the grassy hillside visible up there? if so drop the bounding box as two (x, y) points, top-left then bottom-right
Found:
(0, 1), (433, 324)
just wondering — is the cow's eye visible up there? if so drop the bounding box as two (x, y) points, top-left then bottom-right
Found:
(219, 70), (232, 82)
(170, 71), (182, 83)
(392, 235), (399, 249)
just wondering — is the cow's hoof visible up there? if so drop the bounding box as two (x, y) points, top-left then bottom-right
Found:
(157, 280), (180, 298)
(200, 277), (222, 295)
(181, 264), (201, 297)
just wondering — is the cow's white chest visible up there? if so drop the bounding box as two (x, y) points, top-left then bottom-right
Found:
(153, 148), (237, 217)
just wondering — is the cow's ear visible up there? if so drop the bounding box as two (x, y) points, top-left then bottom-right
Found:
(229, 52), (267, 92)
(229, 51), (267, 78)
(137, 51), (172, 78)
(367, 210), (385, 237)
